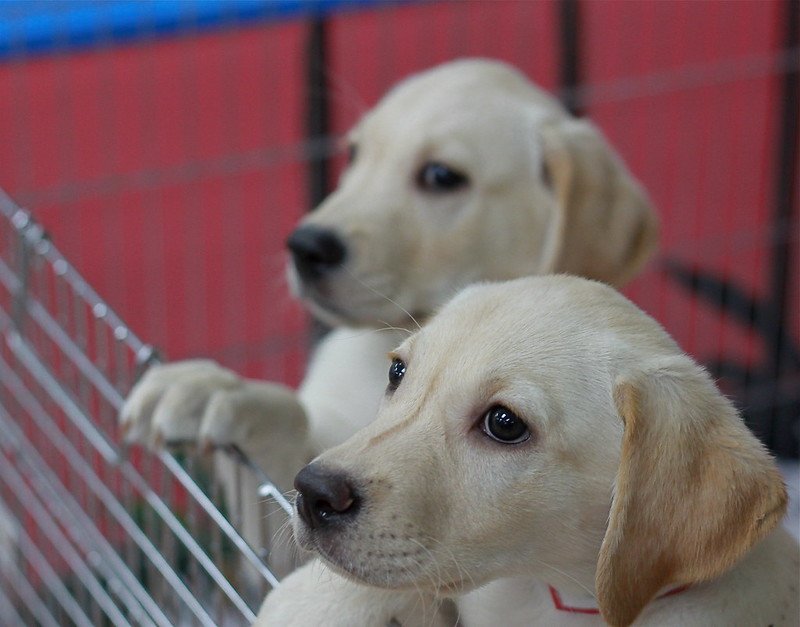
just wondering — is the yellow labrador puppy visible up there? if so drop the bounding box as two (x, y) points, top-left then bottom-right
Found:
(120, 59), (657, 575)
(260, 276), (797, 626)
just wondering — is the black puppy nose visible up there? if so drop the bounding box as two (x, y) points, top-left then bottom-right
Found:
(294, 463), (359, 529)
(286, 226), (346, 281)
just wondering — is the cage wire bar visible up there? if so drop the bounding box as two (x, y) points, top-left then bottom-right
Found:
(0, 188), (291, 626)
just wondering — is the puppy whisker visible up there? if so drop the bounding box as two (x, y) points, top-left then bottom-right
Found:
(396, 558), (431, 625)
(418, 535), (476, 594)
(259, 504), (292, 521)
(530, 556), (596, 599)
(409, 536), (473, 597)
(316, 325), (410, 348)
(377, 320), (415, 338)
(403, 561), (445, 627)
(342, 266), (422, 331)
(271, 517), (294, 548)
(317, 66), (369, 118)
(259, 489), (297, 519)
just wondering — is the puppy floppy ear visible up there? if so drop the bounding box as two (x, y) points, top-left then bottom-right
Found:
(597, 357), (787, 627)
(539, 119), (659, 286)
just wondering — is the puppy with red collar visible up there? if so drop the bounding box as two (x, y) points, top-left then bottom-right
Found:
(259, 276), (798, 626)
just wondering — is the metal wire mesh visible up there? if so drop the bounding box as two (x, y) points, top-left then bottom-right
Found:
(0, 189), (291, 626)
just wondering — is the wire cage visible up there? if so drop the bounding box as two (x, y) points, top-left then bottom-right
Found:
(0, 189), (291, 625)
(0, 0), (797, 624)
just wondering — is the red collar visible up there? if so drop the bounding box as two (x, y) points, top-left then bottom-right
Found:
(548, 585), (690, 615)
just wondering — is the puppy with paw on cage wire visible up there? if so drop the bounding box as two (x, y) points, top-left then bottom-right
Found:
(120, 58), (658, 587)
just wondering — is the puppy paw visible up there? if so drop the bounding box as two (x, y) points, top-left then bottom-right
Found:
(119, 359), (242, 448)
(197, 381), (308, 456)
(120, 360), (310, 481)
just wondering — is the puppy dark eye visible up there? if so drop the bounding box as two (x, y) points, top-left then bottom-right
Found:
(481, 406), (530, 444)
(417, 162), (469, 192)
(388, 358), (406, 390)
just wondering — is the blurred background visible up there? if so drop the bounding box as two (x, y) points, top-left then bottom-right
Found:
(0, 0), (797, 624)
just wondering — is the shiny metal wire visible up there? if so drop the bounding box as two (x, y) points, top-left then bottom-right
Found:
(0, 189), (291, 625)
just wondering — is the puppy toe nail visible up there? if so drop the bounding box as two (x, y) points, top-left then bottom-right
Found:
(200, 438), (215, 455)
(152, 431), (165, 449)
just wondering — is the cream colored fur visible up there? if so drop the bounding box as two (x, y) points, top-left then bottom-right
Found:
(259, 276), (798, 626)
(119, 59), (658, 588)
(258, 560), (457, 627)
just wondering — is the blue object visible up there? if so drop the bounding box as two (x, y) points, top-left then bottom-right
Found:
(0, 0), (403, 60)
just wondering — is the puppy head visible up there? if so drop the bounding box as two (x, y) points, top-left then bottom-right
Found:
(292, 276), (786, 625)
(286, 59), (658, 327)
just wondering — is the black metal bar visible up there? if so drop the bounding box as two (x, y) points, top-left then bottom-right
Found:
(305, 17), (330, 210)
(305, 17), (332, 343)
(767, 0), (799, 379)
(764, 0), (799, 456)
(559, 0), (582, 117)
